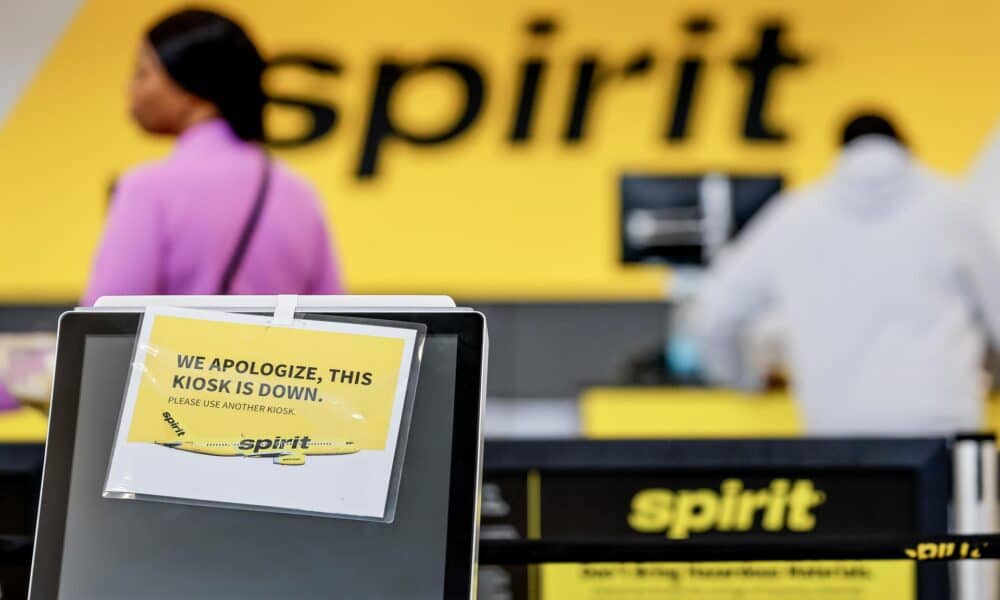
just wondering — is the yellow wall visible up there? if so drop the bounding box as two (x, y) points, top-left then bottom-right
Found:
(2, 0), (1000, 301)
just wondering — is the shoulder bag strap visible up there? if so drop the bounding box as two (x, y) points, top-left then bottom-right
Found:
(218, 153), (272, 294)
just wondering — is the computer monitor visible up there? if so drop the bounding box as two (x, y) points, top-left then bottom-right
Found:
(620, 172), (782, 265)
(30, 307), (486, 599)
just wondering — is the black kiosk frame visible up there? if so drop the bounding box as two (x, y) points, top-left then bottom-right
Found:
(30, 307), (486, 599)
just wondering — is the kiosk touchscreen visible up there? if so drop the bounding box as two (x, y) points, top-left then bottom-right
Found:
(29, 300), (486, 599)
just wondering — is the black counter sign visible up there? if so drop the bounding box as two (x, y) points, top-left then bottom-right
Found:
(481, 439), (950, 600)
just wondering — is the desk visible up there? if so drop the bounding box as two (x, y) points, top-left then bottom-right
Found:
(581, 388), (1000, 438)
(0, 408), (47, 442)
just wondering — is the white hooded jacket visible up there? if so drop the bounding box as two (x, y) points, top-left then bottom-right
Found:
(694, 136), (1000, 435)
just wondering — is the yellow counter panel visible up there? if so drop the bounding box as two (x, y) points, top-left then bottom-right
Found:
(582, 387), (1000, 438)
(0, 407), (47, 442)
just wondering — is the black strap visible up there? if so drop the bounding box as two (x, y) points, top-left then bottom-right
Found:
(479, 533), (1000, 564)
(218, 154), (272, 294)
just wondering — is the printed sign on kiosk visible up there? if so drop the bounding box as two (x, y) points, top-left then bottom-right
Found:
(104, 306), (424, 521)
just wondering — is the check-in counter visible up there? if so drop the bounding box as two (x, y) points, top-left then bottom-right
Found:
(580, 387), (1000, 438)
(0, 410), (47, 442)
(480, 437), (985, 600)
(0, 436), (994, 599)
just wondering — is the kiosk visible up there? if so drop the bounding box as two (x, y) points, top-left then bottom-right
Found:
(28, 296), (487, 599)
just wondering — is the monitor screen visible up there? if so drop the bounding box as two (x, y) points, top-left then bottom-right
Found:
(53, 331), (458, 599)
(620, 173), (782, 265)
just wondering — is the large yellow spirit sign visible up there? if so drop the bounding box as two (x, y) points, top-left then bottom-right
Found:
(2, 0), (999, 300)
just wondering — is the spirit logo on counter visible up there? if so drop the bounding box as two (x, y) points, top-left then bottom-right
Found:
(628, 478), (826, 539)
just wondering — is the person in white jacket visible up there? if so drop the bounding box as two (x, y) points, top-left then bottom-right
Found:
(967, 122), (1000, 239)
(694, 114), (1000, 435)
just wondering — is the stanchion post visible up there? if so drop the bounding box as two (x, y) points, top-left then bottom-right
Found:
(953, 433), (998, 600)
(979, 436), (998, 600)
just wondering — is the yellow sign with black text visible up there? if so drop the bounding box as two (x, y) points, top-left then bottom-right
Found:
(540, 561), (915, 599)
(126, 312), (405, 449)
(104, 306), (420, 519)
(3, 0), (1000, 300)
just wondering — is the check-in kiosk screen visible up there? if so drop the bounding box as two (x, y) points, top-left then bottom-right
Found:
(56, 333), (457, 599)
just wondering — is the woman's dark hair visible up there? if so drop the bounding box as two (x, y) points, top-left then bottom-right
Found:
(147, 8), (265, 141)
(841, 112), (905, 148)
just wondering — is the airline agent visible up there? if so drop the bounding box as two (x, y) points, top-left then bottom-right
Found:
(83, 8), (343, 304)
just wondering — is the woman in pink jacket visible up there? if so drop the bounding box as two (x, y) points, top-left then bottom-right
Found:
(84, 8), (343, 305)
(0, 9), (344, 414)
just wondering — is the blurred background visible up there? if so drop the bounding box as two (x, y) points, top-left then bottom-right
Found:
(4, 0), (1000, 439)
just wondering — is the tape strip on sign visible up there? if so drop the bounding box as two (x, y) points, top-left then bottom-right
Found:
(274, 295), (298, 325)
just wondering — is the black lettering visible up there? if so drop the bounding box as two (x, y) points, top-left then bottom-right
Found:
(509, 18), (557, 141)
(361, 372), (373, 386)
(565, 57), (601, 141)
(172, 374), (187, 389)
(668, 60), (701, 139)
(510, 62), (544, 141)
(732, 23), (805, 141)
(238, 439), (254, 450)
(667, 17), (714, 140)
(358, 58), (486, 177)
(176, 354), (204, 369)
(162, 412), (185, 437)
(264, 54), (341, 148)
